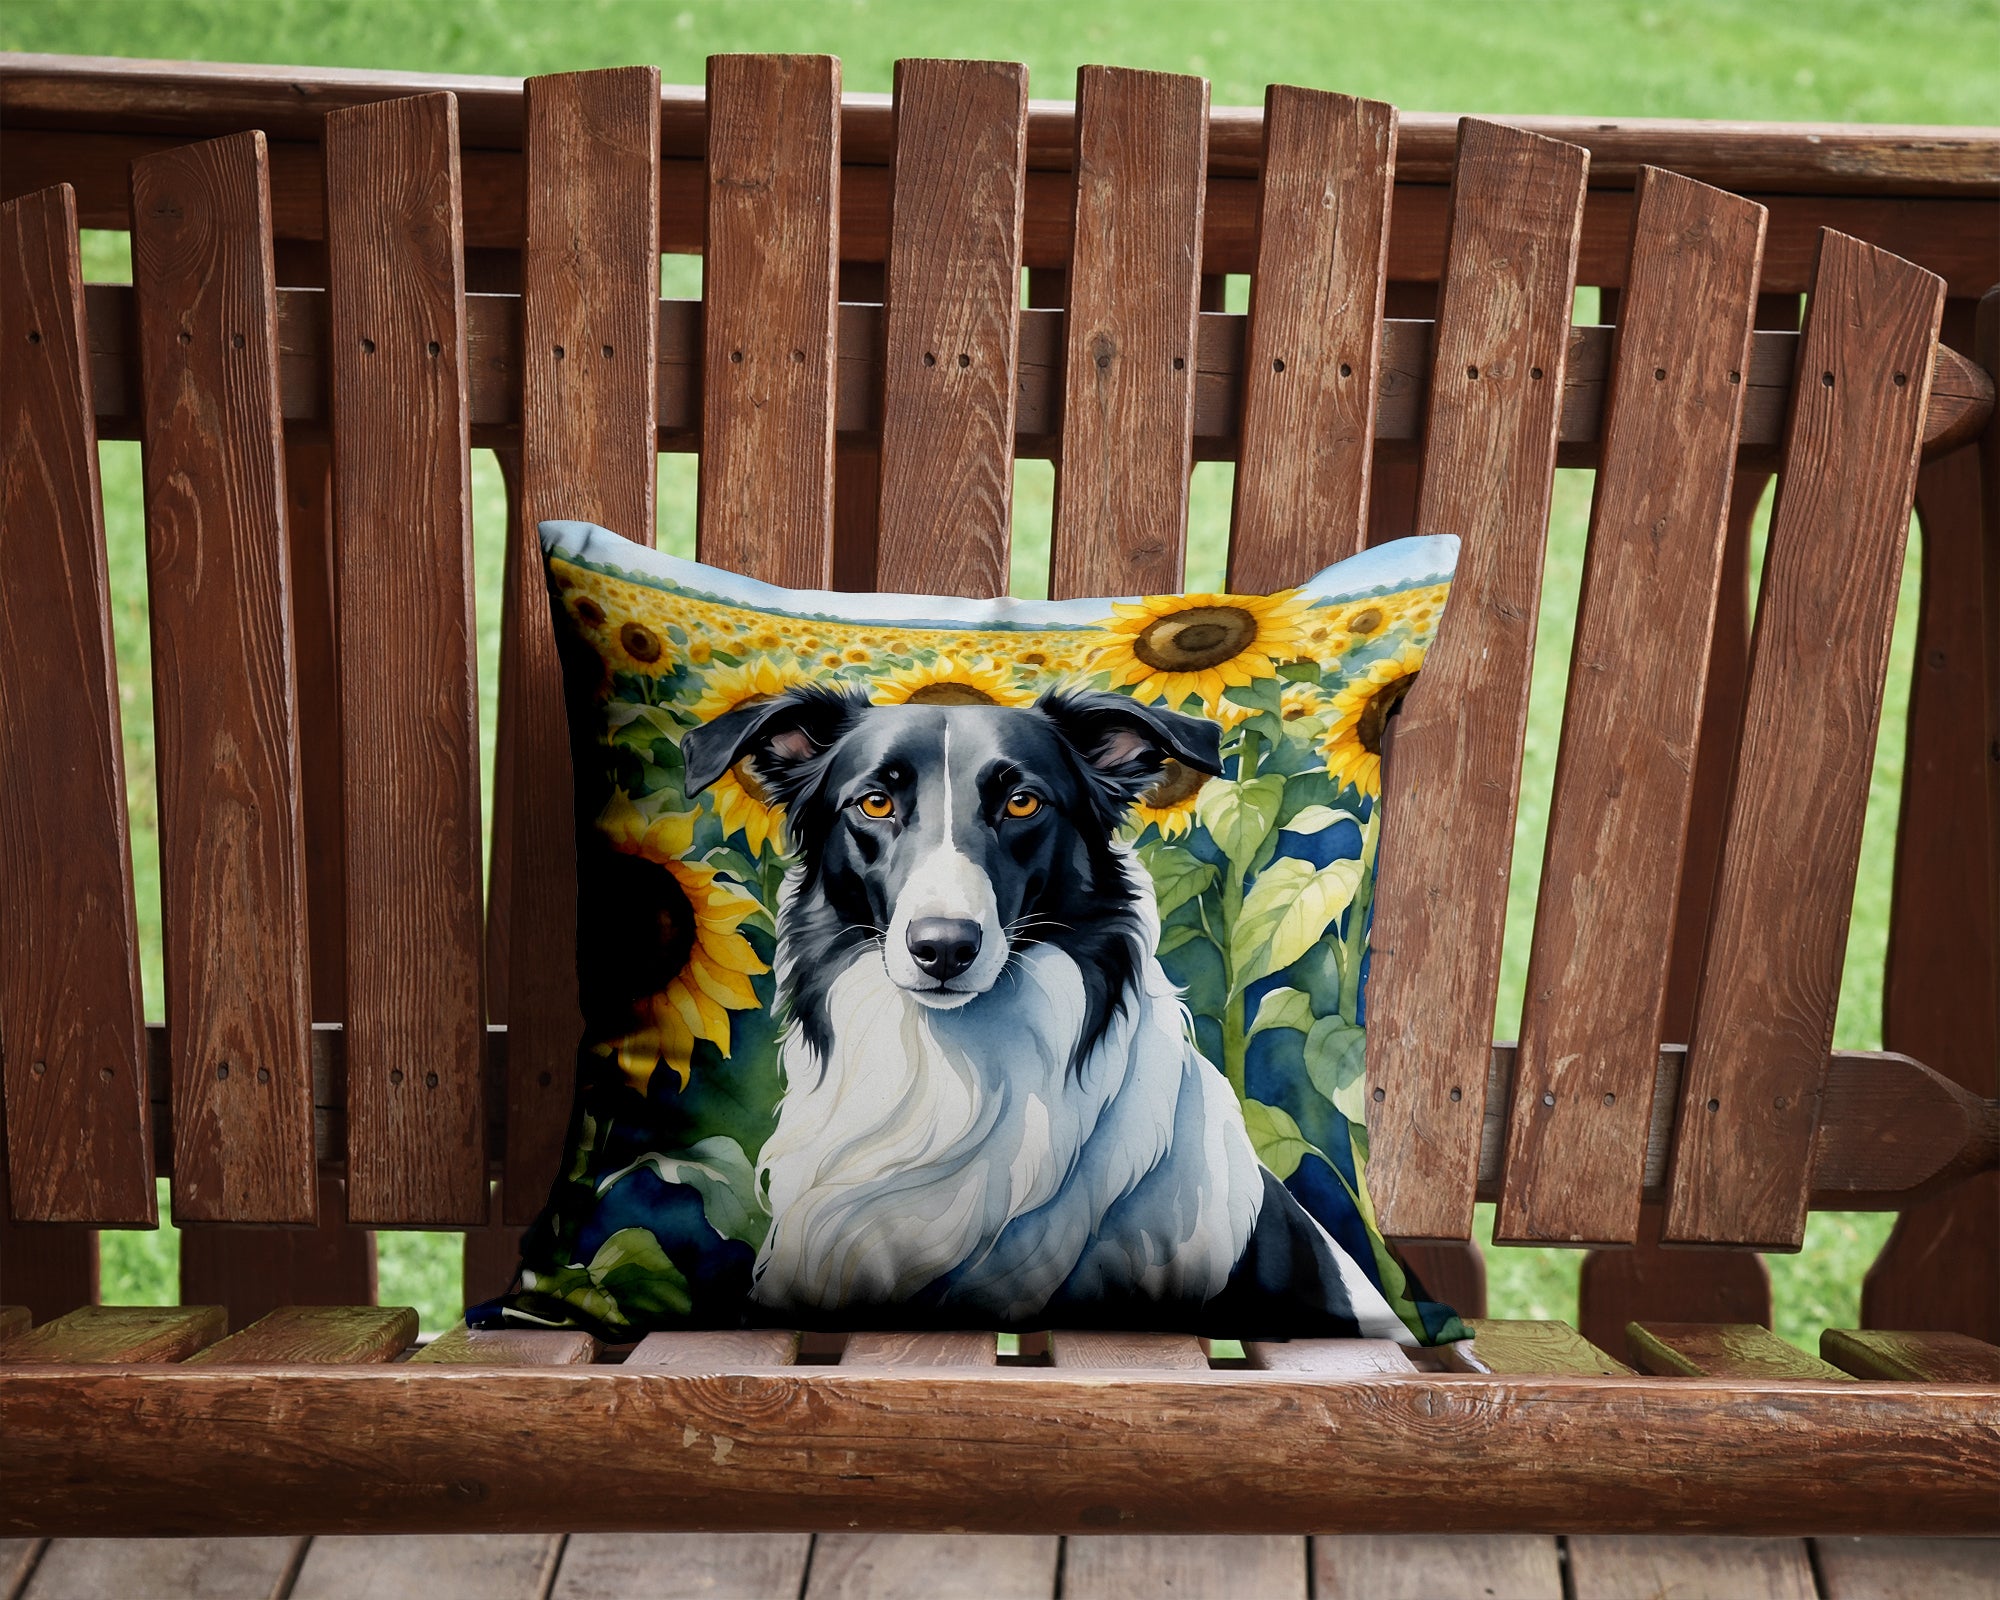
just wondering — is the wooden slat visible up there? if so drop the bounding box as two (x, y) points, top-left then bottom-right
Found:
(698, 54), (840, 587)
(0, 1307), (28, 1341)
(411, 1322), (599, 1365)
(1048, 66), (1208, 599)
(1048, 1330), (1208, 1370)
(1315, 1535), (1562, 1600)
(1628, 1322), (1850, 1380)
(1822, 1328), (2000, 1383)
(0, 1202), (96, 1325)
(554, 1534), (814, 1600)
(871, 59), (1027, 598)
(323, 92), (487, 1226)
(499, 68), (661, 1228)
(129, 131), (316, 1225)
(1362, 120), (1589, 1240)
(21, 1537), (305, 1600)
(0, 1304), (224, 1363)
(1576, 1202), (1770, 1365)
(460, 1176), (523, 1311)
(1667, 232), (1947, 1248)
(841, 1331), (997, 1367)
(1499, 170), (1766, 1246)
(1815, 1538), (2000, 1600)
(626, 1329), (800, 1367)
(178, 1171), (376, 1328)
(1244, 1339), (1417, 1374)
(1064, 1537), (1306, 1600)
(807, 1534), (1057, 1600)
(0, 183), (152, 1225)
(1229, 88), (1396, 586)
(290, 1536), (561, 1600)
(1566, 1537), (1817, 1600)
(184, 1304), (416, 1365)
(1456, 1318), (1634, 1375)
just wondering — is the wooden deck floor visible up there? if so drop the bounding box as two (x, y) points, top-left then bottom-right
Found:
(4, 1533), (1996, 1599)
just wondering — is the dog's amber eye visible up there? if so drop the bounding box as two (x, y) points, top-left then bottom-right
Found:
(1005, 791), (1041, 819)
(858, 791), (894, 819)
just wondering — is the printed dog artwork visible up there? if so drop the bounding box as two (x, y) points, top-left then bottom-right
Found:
(494, 521), (1468, 1346)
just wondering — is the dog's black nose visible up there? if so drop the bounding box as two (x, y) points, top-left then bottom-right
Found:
(907, 918), (982, 983)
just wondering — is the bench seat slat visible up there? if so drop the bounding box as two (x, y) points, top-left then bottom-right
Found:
(412, 1322), (599, 1366)
(1048, 1331), (1208, 1370)
(178, 1170), (376, 1328)
(841, 1331), (999, 1368)
(1244, 1338), (1418, 1374)
(1450, 1318), (1634, 1375)
(0, 1304), (225, 1363)
(1627, 1321), (1850, 1380)
(624, 1329), (800, 1367)
(1821, 1328), (2000, 1383)
(184, 1304), (417, 1365)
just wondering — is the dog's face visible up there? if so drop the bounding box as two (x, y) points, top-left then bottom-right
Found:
(683, 686), (1221, 1009)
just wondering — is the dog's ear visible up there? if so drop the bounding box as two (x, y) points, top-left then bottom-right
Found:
(1036, 688), (1225, 802)
(682, 683), (866, 809)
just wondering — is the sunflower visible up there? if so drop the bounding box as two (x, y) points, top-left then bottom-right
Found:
(1131, 758), (1211, 839)
(686, 657), (810, 854)
(596, 792), (769, 1092)
(872, 655), (1035, 707)
(1092, 589), (1311, 710)
(1319, 645), (1424, 798)
(1280, 681), (1326, 722)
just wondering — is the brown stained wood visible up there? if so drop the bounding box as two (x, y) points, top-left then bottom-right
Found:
(5, 1366), (2000, 1536)
(1566, 1537), (1818, 1600)
(626, 1330), (800, 1367)
(412, 1322), (599, 1366)
(500, 69), (662, 1228)
(1064, 1536), (1305, 1600)
(0, 184), (153, 1225)
(284, 436), (346, 1024)
(841, 1331), (997, 1367)
(1392, 1238), (1486, 1318)
(183, 1304), (415, 1365)
(1815, 1538), (2000, 1600)
(1822, 1328), (2000, 1382)
(1048, 1330), (1208, 1370)
(1363, 121), (1589, 1241)
(1866, 1178), (2000, 1347)
(290, 1535), (561, 1600)
(1229, 89), (1395, 587)
(0, 1199), (97, 1325)
(1500, 171), (1765, 1247)
(1461, 1319), (1634, 1376)
(129, 132), (317, 1226)
(0, 1304), (224, 1363)
(1049, 66), (1209, 600)
(807, 1535), (1059, 1600)
(1666, 233), (1946, 1250)
(1315, 1535), (1563, 1600)
(699, 54), (840, 587)
(1627, 1321), (1849, 1380)
(21, 1537), (306, 1600)
(873, 60), (1027, 599)
(0, 1308), (27, 1341)
(178, 1170), (376, 1329)
(323, 93), (487, 1226)
(459, 1176), (523, 1312)
(1244, 1339), (1418, 1375)
(1577, 1202), (1770, 1365)
(554, 1533), (813, 1600)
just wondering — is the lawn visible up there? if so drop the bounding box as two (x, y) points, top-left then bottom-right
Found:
(17, 0), (1994, 1341)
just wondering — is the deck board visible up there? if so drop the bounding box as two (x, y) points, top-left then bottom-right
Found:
(1567, 1535), (1818, 1599)
(805, 1534), (1058, 1599)
(551, 1533), (811, 1599)
(1813, 1537), (2000, 1600)
(21, 1537), (303, 1600)
(288, 1535), (561, 1600)
(1316, 1534), (1562, 1599)
(1063, 1535), (1307, 1599)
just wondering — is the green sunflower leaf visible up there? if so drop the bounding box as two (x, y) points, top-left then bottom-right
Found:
(1231, 855), (1363, 991)
(1242, 1098), (1313, 1181)
(1195, 774), (1285, 873)
(1304, 1015), (1370, 1121)
(1246, 985), (1316, 1040)
(1140, 841), (1219, 921)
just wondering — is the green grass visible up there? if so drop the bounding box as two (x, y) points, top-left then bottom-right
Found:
(24, 0), (1985, 1341)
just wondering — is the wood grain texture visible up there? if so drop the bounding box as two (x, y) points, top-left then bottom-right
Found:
(500, 68), (662, 1227)
(808, 1535), (1058, 1600)
(554, 1533), (813, 1600)
(20, 1536), (305, 1600)
(1048, 1330), (1207, 1370)
(698, 54), (840, 587)
(626, 1330), (800, 1367)
(0, 1307), (27, 1341)
(1627, 1322), (1850, 1380)
(0, 183), (153, 1224)
(1815, 1538), (2000, 1600)
(129, 132), (316, 1225)
(5, 1367), (1998, 1536)
(1048, 66), (1208, 600)
(1460, 1319), (1634, 1376)
(1315, 1535), (1562, 1600)
(178, 1171), (376, 1328)
(323, 93), (487, 1226)
(0, 1198), (97, 1324)
(1244, 1338), (1418, 1374)
(1500, 171), (1765, 1246)
(1566, 1537), (1817, 1600)
(1577, 1203), (1771, 1365)
(1822, 1328), (2000, 1382)
(842, 1332), (997, 1367)
(872, 59), (1027, 599)
(411, 1323), (598, 1366)
(1363, 120), (1589, 1240)
(290, 1535), (560, 1600)
(184, 1304), (416, 1365)
(1064, 1536), (1305, 1600)
(458, 1176), (522, 1312)
(1229, 88), (1396, 587)
(1666, 232), (1946, 1249)
(0, 1304), (223, 1363)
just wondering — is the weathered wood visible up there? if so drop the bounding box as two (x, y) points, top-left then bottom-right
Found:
(1500, 170), (1765, 1246)
(626, 1330), (800, 1368)
(842, 1332), (997, 1368)
(323, 92), (487, 1226)
(0, 1304), (224, 1363)
(698, 54), (840, 587)
(1822, 1329), (2000, 1383)
(0, 1203), (97, 1325)
(178, 1170), (376, 1328)
(129, 131), (317, 1226)
(872, 59), (1026, 599)
(0, 1308), (28, 1341)
(1627, 1322), (1849, 1381)
(0, 183), (153, 1225)
(1315, 1535), (1562, 1600)
(185, 1304), (416, 1365)
(20, 1536), (305, 1600)
(1244, 1339), (1417, 1375)
(1048, 1331), (1208, 1370)
(554, 1533), (813, 1600)
(1566, 1537), (1818, 1600)
(412, 1323), (598, 1366)
(1364, 120), (1589, 1240)
(1667, 232), (1946, 1249)
(1814, 1537), (2000, 1600)
(1229, 89), (1395, 586)
(290, 1535), (561, 1600)
(1048, 66), (1209, 599)
(1458, 1319), (1634, 1376)
(1576, 1202), (1771, 1364)
(808, 1534), (1058, 1600)
(1065, 1536), (1305, 1600)
(2, 1540), (44, 1598)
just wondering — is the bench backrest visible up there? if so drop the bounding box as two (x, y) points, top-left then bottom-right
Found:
(0, 58), (1988, 1283)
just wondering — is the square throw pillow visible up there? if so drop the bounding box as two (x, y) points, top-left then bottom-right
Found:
(484, 520), (1466, 1346)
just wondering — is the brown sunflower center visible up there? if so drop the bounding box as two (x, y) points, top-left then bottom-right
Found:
(1345, 606), (1386, 637)
(574, 597), (605, 627)
(620, 622), (663, 663)
(1355, 672), (1416, 755)
(1133, 606), (1259, 672)
(1140, 757), (1210, 810)
(907, 682), (996, 706)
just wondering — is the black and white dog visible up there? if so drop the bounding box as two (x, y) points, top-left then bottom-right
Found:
(682, 685), (1410, 1340)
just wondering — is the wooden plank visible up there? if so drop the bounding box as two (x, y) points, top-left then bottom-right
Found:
(1666, 232), (1946, 1249)
(322, 92), (487, 1226)
(0, 1308), (27, 1341)
(0, 1304), (224, 1363)
(500, 68), (661, 1227)
(411, 1322), (599, 1365)
(1048, 1331), (1207, 1370)
(1628, 1322), (1850, 1380)
(185, 1304), (416, 1365)
(1229, 88), (1396, 587)
(1065, 1537), (1306, 1599)
(1499, 170), (1765, 1246)
(1048, 66), (1208, 600)
(0, 183), (153, 1225)
(872, 59), (1026, 599)
(807, 1534), (1057, 1600)
(1315, 1535), (1562, 1600)
(1577, 1201), (1771, 1367)
(1244, 1339), (1418, 1374)
(698, 53), (840, 587)
(554, 1534), (813, 1600)
(291, 1536), (561, 1600)
(2, 1540), (44, 1598)
(1822, 1329), (2000, 1383)
(21, 1537), (304, 1600)
(626, 1329), (800, 1367)
(129, 131), (316, 1225)
(842, 1332), (996, 1367)
(1567, 1536), (1818, 1600)
(178, 1172), (376, 1330)
(1459, 1318), (1634, 1376)
(1362, 120), (1589, 1240)
(0, 1202), (97, 1325)
(459, 1177), (523, 1311)
(1815, 1538), (2000, 1600)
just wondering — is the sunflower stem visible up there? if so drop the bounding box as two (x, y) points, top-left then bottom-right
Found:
(1338, 800), (1381, 1023)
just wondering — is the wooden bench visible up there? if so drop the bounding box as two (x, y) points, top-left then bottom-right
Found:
(1, 52), (1997, 1545)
